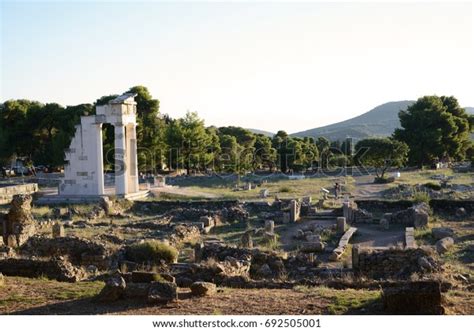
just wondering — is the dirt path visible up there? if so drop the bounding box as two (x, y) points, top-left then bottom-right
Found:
(351, 224), (405, 248)
(352, 175), (389, 199)
(150, 186), (218, 199)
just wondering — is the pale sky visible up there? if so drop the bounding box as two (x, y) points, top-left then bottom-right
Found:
(1, 1), (473, 133)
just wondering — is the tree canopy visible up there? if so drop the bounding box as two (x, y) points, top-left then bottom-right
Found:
(393, 96), (473, 167)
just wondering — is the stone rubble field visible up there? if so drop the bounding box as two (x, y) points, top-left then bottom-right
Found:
(0, 170), (473, 315)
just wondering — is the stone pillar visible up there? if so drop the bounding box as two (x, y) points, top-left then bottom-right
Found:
(337, 217), (346, 234)
(126, 124), (139, 194)
(92, 123), (105, 195)
(114, 124), (128, 196)
(52, 223), (65, 238)
(264, 220), (274, 234)
(343, 202), (351, 222)
(290, 200), (299, 222)
(352, 244), (360, 269)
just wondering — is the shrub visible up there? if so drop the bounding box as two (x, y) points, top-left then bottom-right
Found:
(125, 241), (178, 265)
(279, 186), (292, 193)
(412, 190), (430, 204)
(423, 182), (442, 191)
(373, 176), (395, 184)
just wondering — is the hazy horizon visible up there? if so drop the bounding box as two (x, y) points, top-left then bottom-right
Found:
(1, 1), (473, 133)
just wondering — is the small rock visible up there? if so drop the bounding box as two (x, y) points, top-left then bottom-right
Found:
(0, 273), (4, 287)
(190, 281), (217, 296)
(417, 257), (434, 271)
(455, 207), (467, 218)
(436, 237), (454, 254)
(258, 263), (272, 277)
(97, 274), (126, 302)
(147, 281), (177, 304)
(432, 227), (454, 240)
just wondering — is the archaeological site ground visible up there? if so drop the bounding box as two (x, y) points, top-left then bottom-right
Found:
(0, 164), (473, 315)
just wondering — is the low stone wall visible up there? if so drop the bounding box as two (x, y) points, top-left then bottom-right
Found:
(21, 236), (111, 269)
(429, 199), (473, 215)
(355, 199), (474, 216)
(352, 246), (439, 279)
(0, 257), (84, 282)
(132, 200), (241, 214)
(354, 200), (414, 214)
(0, 183), (38, 204)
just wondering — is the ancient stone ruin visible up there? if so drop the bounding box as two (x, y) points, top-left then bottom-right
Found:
(59, 93), (143, 198)
(2, 194), (36, 247)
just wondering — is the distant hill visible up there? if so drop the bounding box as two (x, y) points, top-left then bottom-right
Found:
(291, 102), (474, 141)
(247, 128), (275, 137)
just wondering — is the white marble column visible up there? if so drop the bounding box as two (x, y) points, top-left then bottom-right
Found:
(93, 123), (105, 195)
(114, 124), (128, 196)
(126, 124), (139, 193)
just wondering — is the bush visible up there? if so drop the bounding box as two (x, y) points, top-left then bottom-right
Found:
(125, 241), (178, 265)
(412, 190), (430, 204)
(373, 176), (395, 184)
(423, 182), (442, 191)
(279, 186), (292, 193)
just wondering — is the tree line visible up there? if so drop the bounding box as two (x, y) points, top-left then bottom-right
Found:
(1, 86), (473, 175)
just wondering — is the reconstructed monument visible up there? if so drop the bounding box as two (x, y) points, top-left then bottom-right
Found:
(59, 93), (141, 198)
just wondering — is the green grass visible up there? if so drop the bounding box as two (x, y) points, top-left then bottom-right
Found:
(186, 176), (355, 201)
(0, 277), (104, 309)
(294, 286), (382, 314)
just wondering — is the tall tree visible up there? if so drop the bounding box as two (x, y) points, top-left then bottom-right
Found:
(394, 95), (473, 167)
(354, 138), (409, 179)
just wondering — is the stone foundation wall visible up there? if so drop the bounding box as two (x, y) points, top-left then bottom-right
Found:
(352, 246), (438, 279)
(133, 200), (241, 214)
(21, 236), (111, 269)
(355, 199), (474, 216)
(0, 257), (84, 282)
(0, 183), (38, 204)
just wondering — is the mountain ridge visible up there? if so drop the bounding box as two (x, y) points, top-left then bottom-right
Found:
(291, 101), (474, 141)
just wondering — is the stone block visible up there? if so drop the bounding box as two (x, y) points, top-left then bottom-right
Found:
(336, 217), (346, 234)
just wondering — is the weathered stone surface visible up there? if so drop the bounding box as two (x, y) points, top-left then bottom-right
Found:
(124, 282), (150, 299)
(240, 231), (253, 248)
(382, 281), (444, 314)
(52, 223), (65, 238)
(405, 227), (417, 249)
(300, 241), (325, 253)
(21, 236), (110, 269)
(3, 194), (36, 247)
(336, 217), (346, 234)
(147, 281), (177, 304)
(432, 227), (454, 240)
(190, 281), (217, 296)
(0, 256), (84, 282)
(391, 203), (430, 228)
(380, 218), (389, 230)
(258, 264), (272, 277)
(168, 224), (201, 247)
(353, 247), (439, 279)
(97, 274), (126, 302)
(436, 237), (454, 254)
(264, 220), (274, 234)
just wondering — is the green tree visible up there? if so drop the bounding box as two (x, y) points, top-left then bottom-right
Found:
(355, 138), (409, 179)
(394, 96), (473, 167)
